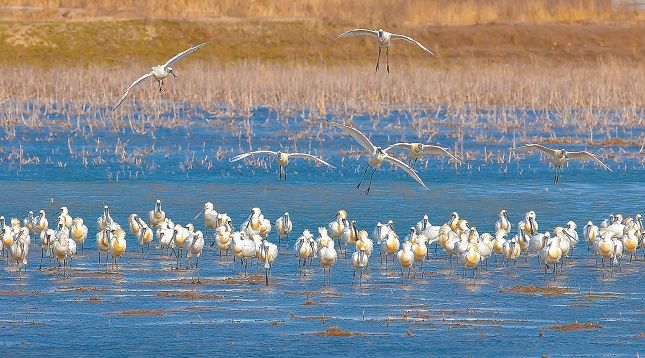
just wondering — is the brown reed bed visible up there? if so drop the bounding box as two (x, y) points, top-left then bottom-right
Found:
(0, 59), (642, 130)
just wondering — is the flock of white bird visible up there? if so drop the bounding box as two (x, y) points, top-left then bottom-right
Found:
(111, 30), (613, 193)
(2, 199), (642, 285)
(4, 28), (625, 284)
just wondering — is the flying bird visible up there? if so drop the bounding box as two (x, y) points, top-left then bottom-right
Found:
(384, 142), (462, 166)
(520, 144), (612, 183)
(332, 28), (436, 73)
(230, 150), (334, 180)
(329, 121), (428, 195)
(113, 42), (208, 110)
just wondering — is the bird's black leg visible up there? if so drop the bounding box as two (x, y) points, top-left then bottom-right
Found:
(356, 166), (369, 189)
(386, 47), (390, 74)
(365, 168), (378, 196)
(375, 47), (381, 72)
(555, 167), (560, 184)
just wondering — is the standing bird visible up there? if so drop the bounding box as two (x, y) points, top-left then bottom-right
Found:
(351, 247), (369, 285)
(97, 206), (113, 232)
(109, 227), (127, 271)
(136, 217), (153, 254)
(397, 241), (414, 281)
(275, 212), (293, 245)
(328, 210), (348, 249)
(10, 227), (30, 272)
(1, 216), (13, 257)
(621, 226), (639, 262)
(113, 42), (208, 110)
(52, 222), (70, 276)
(583, 221), (599, 250)
(33, 210), (48, 240)
(330, 121), (428, 195)
(503, 237), (521, 270)
(541, 236), (563, 278)
(332, 28), (436, 73)
(259, 239), (278, 285)
(230, 150), (334, 180)
(203, 202), (219, 241)
(378, 223), (400, 269)
(185, 230), (205, 281)
(58, 207), (73, 229)
(495, 210), (511, 235)
(294, 230), (317, 271)
(318, 239), (337, 286)
(148, 199), (166, 228)
(23, 211), (36, 241)
(460, 241), (481, 279)
(70, 217), (88, 252)
(384, 142), (461, 166)
(519, 144), (612, 183)
(96, 229), (111, 265)
(214, 220), (233, 257)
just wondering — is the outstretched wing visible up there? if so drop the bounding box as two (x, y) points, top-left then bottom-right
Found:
(383, 142), (414, 153)
(163, 42), (208, 69)
(390, 33), (437, 57)
(229, 150), (277, 162)
(567, 151), (612, 171)
(287, 153), (335, 168)
(422, 145), (462, 164)
(113, 72), (154, 111)
(329, 121), (375, 151)
(520, 144), (557, 157)
(332, 29), (378, 40)
(383, 155), (428, 190)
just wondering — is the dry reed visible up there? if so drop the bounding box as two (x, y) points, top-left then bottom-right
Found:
(0, 59), (641, 129)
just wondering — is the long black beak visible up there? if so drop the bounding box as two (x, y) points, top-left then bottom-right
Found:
(245, 212), (253, 229)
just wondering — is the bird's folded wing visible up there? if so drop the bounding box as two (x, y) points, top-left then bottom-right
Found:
(520, 144), (557, 157)
(229, 150), (276, 162)
(383, 155), (428, 190)
(567, 151), (612, 171)
(332, 29), (378, 40)
(113, 72), (154, 110)
(383, 142), (414, 152)
(422, 145), (463, 164)
(390, 34), (437, 57)
(329, 121), (375, 151)
(163, 42), (208, 68)
(288, 153), (335, 168)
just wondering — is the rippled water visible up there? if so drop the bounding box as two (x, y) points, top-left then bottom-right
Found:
(1, 107), (644, 356)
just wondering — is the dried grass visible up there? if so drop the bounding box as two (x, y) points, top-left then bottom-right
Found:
(0, 59), (641, 130)
(1, 0), (642, 24)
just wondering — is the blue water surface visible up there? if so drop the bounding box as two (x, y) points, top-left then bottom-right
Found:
(0, 106), (644, 357)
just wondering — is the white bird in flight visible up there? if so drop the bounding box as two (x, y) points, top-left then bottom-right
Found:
(113, 42), (208, 110)
(330, 121), (428, 195)
(520, 144), (612, 183)
(384, 142), (462, 165)
(230, 150), (334, 180)
(332, 28), (437, 73)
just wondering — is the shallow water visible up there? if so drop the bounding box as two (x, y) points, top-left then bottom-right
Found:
(1, 108), (644, 356)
